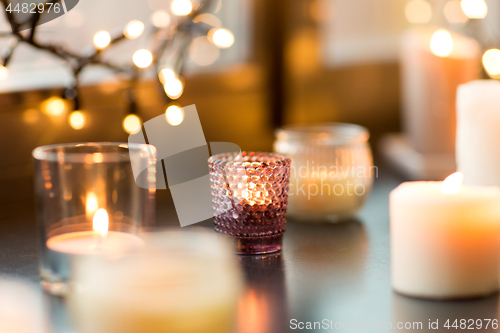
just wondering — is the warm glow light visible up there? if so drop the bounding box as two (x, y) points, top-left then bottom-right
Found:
(93, 208), (109, 236)
(405, 0), (432, 24)
(461, 0), (487, 19)
(163, 78), (184, 99)
(482, 49), (500, 77)
(23, 109), (39, 124)
(124, 20), (144, 39)
(151, 10), (171, 28)
(123, 114), (142, 134)
(430, 29), (453, 57)
(41, 97), (66, 116)
(441, 172), (464, 194)
(189, 36), (220, 66)
(93, 31), (111, 49)
(133, 49), (153, 68)
(444, 0), (469, 23)
(170, 0), (192, 16)
(210, 28), (235, 48)
(69, 111), (86, 130)
(0, 65), (8, 81)
(165, 105), (184, 126)
(159, 68), (175, 84)
(86, 192), (99, 219)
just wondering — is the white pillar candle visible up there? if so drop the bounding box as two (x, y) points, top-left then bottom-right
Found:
(457, 80), (500, 186)
(400, 28), (481, 154)
(390, 173), (500, 299)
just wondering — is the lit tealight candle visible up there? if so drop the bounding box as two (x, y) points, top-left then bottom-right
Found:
(390, 172), (500, 299)
(47, 209), (143, 256)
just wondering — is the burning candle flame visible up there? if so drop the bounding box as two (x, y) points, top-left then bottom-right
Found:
(85, 192), (99, 219)
(93, 208), (109, 236)
(441, 172), (464, 194)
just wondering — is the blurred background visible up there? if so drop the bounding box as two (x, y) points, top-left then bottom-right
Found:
(0, 0), (499, 196)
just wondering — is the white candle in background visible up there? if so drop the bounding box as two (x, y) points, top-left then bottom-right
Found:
(400, 28), (481, 154)
(390, 173), (500, 299)
(456, 80), (500, 186)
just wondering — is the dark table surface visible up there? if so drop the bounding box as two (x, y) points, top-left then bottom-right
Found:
(1, 172), (500, 333)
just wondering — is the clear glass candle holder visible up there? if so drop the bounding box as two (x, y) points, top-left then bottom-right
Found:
(33, 142), (156, 295)
(68, 231), (242, 333)
(274, 123), (374, 222)
(208, 152), (291, 255)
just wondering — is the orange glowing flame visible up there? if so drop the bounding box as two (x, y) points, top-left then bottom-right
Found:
(93, 208), (109, 236)
(441, 172), (463, 194)
(85, 192), (99, 219)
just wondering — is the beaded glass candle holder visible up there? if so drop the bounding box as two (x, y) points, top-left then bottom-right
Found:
(208, 152), (291, 254)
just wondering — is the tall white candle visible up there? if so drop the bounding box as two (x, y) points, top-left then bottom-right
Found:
(391, 173), (500, 299)
(456, 80), (500, 186)
(400, 28), (481, 154)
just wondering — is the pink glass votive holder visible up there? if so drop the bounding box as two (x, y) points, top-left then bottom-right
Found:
(208, 152), (291, 254)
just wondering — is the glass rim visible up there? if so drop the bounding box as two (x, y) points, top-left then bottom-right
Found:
(275, 122), (370, 144)
(208, 151), (291, 170)
(32, 142), (155, 163)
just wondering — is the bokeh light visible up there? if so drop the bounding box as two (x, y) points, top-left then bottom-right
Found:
(41, 97), (67, 116)
(405, 0), (432, 24)
(189, 36), (220, 66)
(444, 0), (469, 23)
(124, 20), (144, 39)
(483, 49), (500, 77)
(69, 111), (86, 130)
(123, 114), (142, 134)
(133, 49), (153, 68)
(159, 68), (176, 84)
(151, 10), (171, 28)
(165, 105), (184, 126)
(430, 29), (453, 57)
(164, 77), (184, 99)
(171, 0), (192, 16)
(93, 31), (111, 49)
(460, 0), (487, 19)
(210, 28), (235, 48)
(0, 65), (9, 81)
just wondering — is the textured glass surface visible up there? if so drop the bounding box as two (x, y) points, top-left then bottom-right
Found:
(208, 152), (291, 254)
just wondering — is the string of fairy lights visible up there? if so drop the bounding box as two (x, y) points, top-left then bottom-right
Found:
(1, 0), (234, 133)
(404, 0), (500, 77)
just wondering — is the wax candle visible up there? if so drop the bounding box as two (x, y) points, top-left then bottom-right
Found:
(400, 28), (480, 154)
(274, 123), (373, 222)
(69, 231), (241, 333)
(390, 173), (500, 299)
(46, 209), (143, 256)
(456, 80), (500, 186)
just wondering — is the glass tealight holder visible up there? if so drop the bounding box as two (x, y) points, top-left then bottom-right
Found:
(274, 123), (374, 222)
(208, 152), (291, 254)
(68, 231), (242, 333)
(33, 142), (156, 295)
